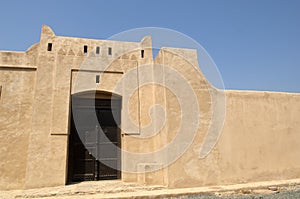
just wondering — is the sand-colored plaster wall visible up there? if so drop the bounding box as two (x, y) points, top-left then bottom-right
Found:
(167, 90), (300, 188)
(218, 91), (300, 182)
(0, 68), (36, 190)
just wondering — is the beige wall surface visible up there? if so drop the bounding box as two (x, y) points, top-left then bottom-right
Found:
(167, 90), (300, 188)
(0, 68), (36, 190)
(219, 91), (300, 183)
(0, 25), (300, 190)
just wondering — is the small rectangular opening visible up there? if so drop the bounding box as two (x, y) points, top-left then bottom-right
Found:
(47, 43), (52, 51)
(0, 85), (2, 100)
(96, 47), (100, 55)
(108, 47), (112, 55)
(84, 45), (88, 54)
(96, 75), (100, 83)
(141, 50), (144, 58)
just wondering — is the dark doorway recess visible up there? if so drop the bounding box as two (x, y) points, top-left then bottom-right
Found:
(67, 92), (121, 183)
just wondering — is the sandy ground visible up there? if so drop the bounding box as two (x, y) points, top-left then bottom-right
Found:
(0, 178), (300, 199)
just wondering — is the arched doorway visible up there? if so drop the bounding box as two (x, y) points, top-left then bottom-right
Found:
(67, 91), (121, 183)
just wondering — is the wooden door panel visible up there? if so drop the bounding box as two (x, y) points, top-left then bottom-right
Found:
(68, 97), (121, 183)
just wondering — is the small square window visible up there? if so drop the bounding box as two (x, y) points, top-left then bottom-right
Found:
(47, 43), (52, 51)
(96, 46), (100, 55)
(84, 45), (88, 54)
(108, 47), (112, 55)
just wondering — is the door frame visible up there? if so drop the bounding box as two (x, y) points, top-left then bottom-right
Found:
(67, 91), (122, 184)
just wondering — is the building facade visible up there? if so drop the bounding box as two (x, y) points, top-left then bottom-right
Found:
(0, 25), (300, 190)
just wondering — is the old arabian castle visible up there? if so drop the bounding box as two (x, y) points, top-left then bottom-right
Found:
(0, 25), (300, 190)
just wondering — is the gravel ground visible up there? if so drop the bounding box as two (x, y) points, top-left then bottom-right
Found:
(171, 189), (300, 199)
(1, 180), (300, 199)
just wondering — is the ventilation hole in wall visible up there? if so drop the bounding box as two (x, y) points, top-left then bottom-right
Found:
(141, 50), (144, 58)
(47, 43), (52, 51)
(96, 46), (100, 55)
(96, 75), (100, 83)
(84, 45), (88, 54)
(108, 47), (112, 55)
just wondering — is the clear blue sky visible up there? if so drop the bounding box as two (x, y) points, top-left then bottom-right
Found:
(0, 0), (299, 92)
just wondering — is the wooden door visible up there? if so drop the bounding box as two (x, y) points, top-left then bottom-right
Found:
(68, 97), (121, 183)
